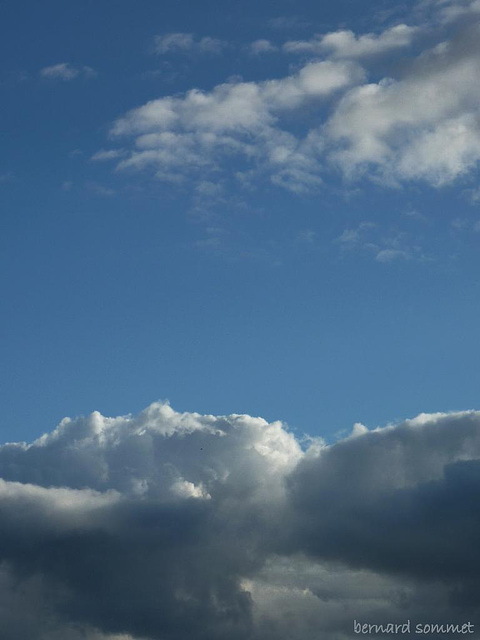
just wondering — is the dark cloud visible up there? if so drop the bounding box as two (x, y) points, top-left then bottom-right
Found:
(0, 405), (480, 639)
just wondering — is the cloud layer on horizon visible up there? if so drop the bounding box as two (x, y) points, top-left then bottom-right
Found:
(0, 403), (480, 639)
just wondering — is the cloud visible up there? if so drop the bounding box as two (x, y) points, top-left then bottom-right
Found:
(375, 248), (411, 262)
(86, 182), (116, 196)
(286, 411), (480, 584)
(418, 0), (480, 24)
(0, 404), (301, 639)
(91, 149), (126, 162)
(283, 24), (417, 59)
(326, 23), (480, 184)
(336, 222), (426, 263)
(1, 403), (480, 638)
(248, 40), (278, 55)
(39, 63), (96, 81)
(112, 60), (360, 137)
(96, 15), (480, 194)
(108, 59), (363, 192)
(153, 33), (227, 55)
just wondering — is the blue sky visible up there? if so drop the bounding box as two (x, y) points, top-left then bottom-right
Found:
(2, 0), (480, 443)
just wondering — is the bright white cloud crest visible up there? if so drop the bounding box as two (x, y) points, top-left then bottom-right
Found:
(283, 24), (417, 58)
(1, 403), (480, 639)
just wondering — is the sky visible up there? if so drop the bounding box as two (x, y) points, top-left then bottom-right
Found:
(2, 1), (480, 637)
(2, 0), (480, 443)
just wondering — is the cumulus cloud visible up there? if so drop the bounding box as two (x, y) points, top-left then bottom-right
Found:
(279, 411), (480, 631)
(153, 33), (227, 55)
(109, 59), (363, 191)
(1, 402), (480, 638)
(93, 13), (480, 194)
(283, 24), (417, 59)
(39, 63), (96, 81)
(0, 404), (300, 639)
(326, 23), (480, 184)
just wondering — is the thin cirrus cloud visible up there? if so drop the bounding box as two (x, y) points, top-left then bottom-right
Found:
(39, 62), (96, 81)
(0, 402), (480, 638)
(97, 12), (480, 194)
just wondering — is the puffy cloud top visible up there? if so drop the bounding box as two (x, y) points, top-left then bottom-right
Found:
(1, 403), (480, 639)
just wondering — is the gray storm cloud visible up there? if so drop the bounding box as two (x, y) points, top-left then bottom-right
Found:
(0, 403), (480, 639)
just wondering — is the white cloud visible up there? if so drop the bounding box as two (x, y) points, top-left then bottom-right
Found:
(326, 24), (480, 184)
(153, 33), (227, 55)
(284, 24), (417, 59)
(108, 60), (363, 192)
(91, 149), (126, 162)
(112, 60), (361, 137)
(375, 248), (411, 262)
(95, 14), (480, 195)
(419, 0), (480, 23)
(336, 222), (426, 263)
(39, 63), (96, 81)
(248, 39), (278, 55)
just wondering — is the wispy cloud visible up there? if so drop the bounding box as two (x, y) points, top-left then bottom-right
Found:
(417, 0), (480, 24)
(91, 149), (126, 162)
(86, 181), (115, 197)
(336, 222), (427, 263)
(39, 62), (96, 81)
(153, 33), (228, 55)
(248, 39), (279, 55)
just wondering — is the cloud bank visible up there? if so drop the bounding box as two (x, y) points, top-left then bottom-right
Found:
(1, 403), (480, 639)
(99, 6), (480, 193)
